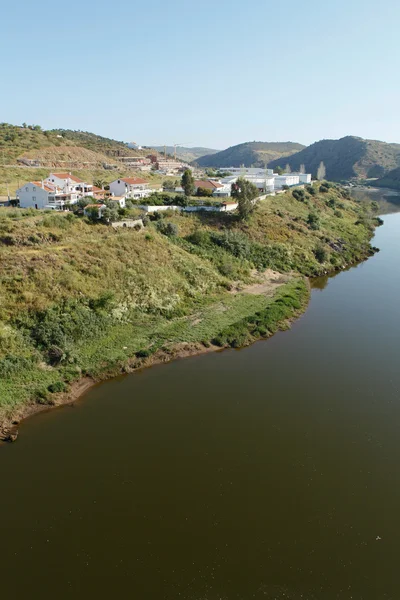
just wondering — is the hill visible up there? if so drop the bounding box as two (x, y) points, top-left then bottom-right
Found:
(194, 142), (305, 168)
(0, 123), (149, 166)
(153, 146), (219, 163)
(269, 136), (400, 181)
(0, 184), (379, 436)
(373, 167), (400, 190)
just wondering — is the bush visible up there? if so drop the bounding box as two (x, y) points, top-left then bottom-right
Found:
(334, 210), (343, 218)
(314, 245), (328, 263)
(48, 381), (67, 393)
(196, 187), (213, 197)
(307, 212), (320, 230)
(292, 189), (305, 201)
(306, 185), (316, 196)
(156, 221), (179, 237)
(320, 184), (330, 193)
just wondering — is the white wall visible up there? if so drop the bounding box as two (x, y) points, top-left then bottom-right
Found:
(17, 183), (50, 209)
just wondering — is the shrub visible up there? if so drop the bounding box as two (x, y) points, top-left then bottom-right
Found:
(292, 189), (305, 201)
(314, 245), (328, 263)
(320, 184), (330, 193)
(306, 185), (316, 195)
(334, 210), (343, 218)
(307, 212), (320, 230)
(196, 187), (213, 197)
(156, 221), (179, 237)
(48, 381), (67, 393)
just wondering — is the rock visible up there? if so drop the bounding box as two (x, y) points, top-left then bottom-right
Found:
(5, 431), (18, 443)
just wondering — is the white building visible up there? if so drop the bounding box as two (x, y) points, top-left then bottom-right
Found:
(45, 173), (96, 197)
(108, 196), (126, 209)
(221, 175), (275, 193)
(273, 174), (300, 189)
(109, 177), (151, 199)
(16, 181), (78, 210)
(298, 173), (312, 184)
(223, 167), (274, 177)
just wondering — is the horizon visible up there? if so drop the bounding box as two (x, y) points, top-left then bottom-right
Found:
(2, 0), (400, 148)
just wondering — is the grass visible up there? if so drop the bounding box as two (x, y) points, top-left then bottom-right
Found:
(0, 183), (378, 426)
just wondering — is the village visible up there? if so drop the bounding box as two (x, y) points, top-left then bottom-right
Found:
(13, 159), (312, 218)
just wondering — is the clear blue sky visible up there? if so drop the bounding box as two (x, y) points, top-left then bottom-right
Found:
(1, 0), (399, 149)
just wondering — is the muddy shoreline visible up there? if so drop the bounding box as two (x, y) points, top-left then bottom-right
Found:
(0, 299), (308, 444)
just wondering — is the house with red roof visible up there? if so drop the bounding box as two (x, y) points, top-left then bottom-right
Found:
(16, 181), (77, 210)
(109, 177), (151, 199)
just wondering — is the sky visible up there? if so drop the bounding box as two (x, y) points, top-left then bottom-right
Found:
(1, 0), (400, 149)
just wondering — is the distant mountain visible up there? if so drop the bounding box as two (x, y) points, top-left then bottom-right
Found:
(268, 136), (400, 181)
(152, 146), (219, 163)
(194, 141), (305, 168)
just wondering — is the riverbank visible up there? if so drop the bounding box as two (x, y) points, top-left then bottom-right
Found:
(0, 275), (310, 440)
(0, 183), (379, 440)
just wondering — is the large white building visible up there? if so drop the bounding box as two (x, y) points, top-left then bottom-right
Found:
(16, 181), (79, 209)
(109, 177), (151, 199)
(223, 167), (274, 177)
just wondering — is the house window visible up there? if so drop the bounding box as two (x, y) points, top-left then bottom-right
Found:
(33, 186), (36, 191)
(118, 180), (120, 184)
(32, 196), (36, 202)
(25, 187), (28, 191)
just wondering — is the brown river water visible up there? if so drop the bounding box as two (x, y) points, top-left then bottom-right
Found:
(1, 194), (400, 599)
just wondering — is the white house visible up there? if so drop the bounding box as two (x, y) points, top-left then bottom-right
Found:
(16, 181), (78, 209)
(46, 173), (96, 197)
(109, 177), (151, 199)
(108, 196), (126, 208)
(84, 204), (107, 219)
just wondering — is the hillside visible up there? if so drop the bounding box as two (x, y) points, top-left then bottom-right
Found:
(153, 146), (219, 163)
(0, 123), (149, 166)
(373, 167), (400, 190)
(269, 136), (400, 180)
(194, 142), (305, 168)
(0, 184), (379, 436)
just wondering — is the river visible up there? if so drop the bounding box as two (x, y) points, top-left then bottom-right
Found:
(1, 204), (400, 599)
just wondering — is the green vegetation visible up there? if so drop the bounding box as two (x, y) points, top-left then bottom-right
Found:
(181, 169), (195, 197)
(195, 141), (305, 168)
(269, 136), (400, 181)
(231, 177), (259, 220)
(0, 183), (379, 429)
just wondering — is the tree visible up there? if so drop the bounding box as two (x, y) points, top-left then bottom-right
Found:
(231, 177), (259, 220)
(94, 179), (105, 189)
(285, 163), (291, 174)
(299, 164), (306, 174)
(274, 166), (284, 175)
(22, 122), (27, 128)
(317, 161), (326, 180)
(181, 169), (195, 197)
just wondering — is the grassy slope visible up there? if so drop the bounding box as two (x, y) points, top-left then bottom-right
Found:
(0, 184), (378, 426)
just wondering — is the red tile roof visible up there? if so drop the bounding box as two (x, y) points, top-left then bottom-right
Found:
(121, 177), (148, 185)
(52, 172), (83, 183)
(31, 181), (57, 193)
(194, 180), (223, 189)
